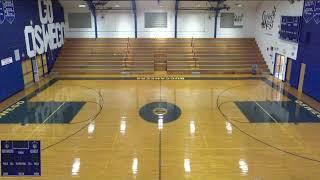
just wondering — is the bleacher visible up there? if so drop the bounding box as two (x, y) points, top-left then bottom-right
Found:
(52, 38), (269, 75)
(167, 38), (269, 74)
(53, 38), (155, 74)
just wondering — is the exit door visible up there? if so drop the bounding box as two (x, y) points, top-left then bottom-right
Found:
(274, 54), (287, 81)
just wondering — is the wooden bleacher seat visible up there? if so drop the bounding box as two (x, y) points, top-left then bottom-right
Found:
(52, 38), (269, 75)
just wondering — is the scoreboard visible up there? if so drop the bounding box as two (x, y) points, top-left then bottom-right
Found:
(279, 16), (301, 43)
(1, 141), (41, 176)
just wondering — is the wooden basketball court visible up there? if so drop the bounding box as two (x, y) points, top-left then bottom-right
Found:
(1, 0), (320, 179)
(1, 73), (320, 179)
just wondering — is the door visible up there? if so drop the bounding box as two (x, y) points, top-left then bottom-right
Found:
(274, 54), (287, 81)
(285, 58), (293, 82)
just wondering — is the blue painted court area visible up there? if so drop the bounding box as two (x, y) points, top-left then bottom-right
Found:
(0, 101), (85, 124)
(235, 101), (320, 123)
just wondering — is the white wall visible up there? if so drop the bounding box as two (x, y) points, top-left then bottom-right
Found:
(97, 11), (135, 38)
(177, 12), (213, 38)
(134, 0), (174, 38)
(216, 2), (257, 38)
(62, 0), (258, 38)
(255, 1), (304, 73)
(64, 7), (96, 38)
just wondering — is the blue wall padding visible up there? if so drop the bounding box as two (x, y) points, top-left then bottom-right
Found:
(47, 48), (62, 72)
(303, 65), (320, 101)
(289, 60), (301, 89)
(0, 0), (64, 102)
(0, 63), (24, 102)
(292, 1), (320, 102)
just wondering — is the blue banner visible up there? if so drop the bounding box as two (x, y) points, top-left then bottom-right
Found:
(0, 0), (65, 102)
(303, 0), (320, 24)
(293, 1), (320, 102)
(1, 141), (41, 176)
(314, 0), (320, 24)
(303, 1), (315, 23)
(3, 0), (15, 24)
(0, 1), (4, 24)
(279, 16), (301, 43)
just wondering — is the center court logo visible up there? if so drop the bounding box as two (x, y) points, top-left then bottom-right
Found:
(24, 0), (65, 58)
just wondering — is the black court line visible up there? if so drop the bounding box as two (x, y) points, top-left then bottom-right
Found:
(262, 78), (320, 115)
(158, 131), (162, 180)
(0, 79), (58, 111)
(159, 79), (162, 180)
(160, 80), (162, 102)
(1, 76), (319, 156)
(57, 76), (266, 81)
(183, 77), (266, 80)
(40, 88), (104, 151)
(1, 75), (318, 168)
(4, 76), (317, 120)
(0, 79), (104, 152)
(217, 85), (320, 164)
(3, 76), (318, 117)
(23, 79), (59, 100)
(261, 78), (298, 101)
(57, 77), (138, 80)
(56, 76), (319, 109)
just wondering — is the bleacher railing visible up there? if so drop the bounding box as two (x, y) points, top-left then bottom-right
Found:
(122, 37), (130, 70)
(191, 37), (197, 70)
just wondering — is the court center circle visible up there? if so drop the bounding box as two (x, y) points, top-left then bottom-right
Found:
(139, 102), (181, 123)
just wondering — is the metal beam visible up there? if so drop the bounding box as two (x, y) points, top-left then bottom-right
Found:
(96, 8), (132, 11)
(131, 0), (137, 38)
(86, 0), (98, 38)
(93, 8), (98, 39)
(208, 0), (229, 38)
(213, 9), (219, 38)
(175, 0), (179, 38)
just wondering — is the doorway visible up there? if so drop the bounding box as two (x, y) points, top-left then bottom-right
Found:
(274, 53), (287, 81)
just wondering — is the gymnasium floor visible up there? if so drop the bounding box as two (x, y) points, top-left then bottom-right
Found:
(1, 74), (320, 179)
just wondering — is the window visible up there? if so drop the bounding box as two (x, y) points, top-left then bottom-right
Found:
(68, 13), (92, 28)
(220, 13), (244, 28)
(145, 12), (167, 28)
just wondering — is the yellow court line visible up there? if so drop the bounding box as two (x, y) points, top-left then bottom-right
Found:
(254, 101), (279, 123)
(253, 101), (306, 148)
(42, 102), (66, 124)
(25, 102), (66, 140)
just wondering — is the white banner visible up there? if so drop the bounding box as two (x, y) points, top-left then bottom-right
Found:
(1, 57), (13, 66)
(24, 0), (65, 58)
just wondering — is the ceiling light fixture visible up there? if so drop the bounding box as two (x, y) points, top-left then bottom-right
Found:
(78, 4), (86, 8)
